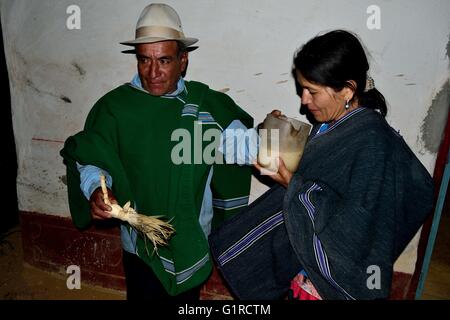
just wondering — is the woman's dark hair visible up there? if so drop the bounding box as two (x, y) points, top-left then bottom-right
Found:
(293, 30), (387, 117)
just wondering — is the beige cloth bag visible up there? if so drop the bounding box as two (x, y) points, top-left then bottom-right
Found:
(258, 114), (311, 173)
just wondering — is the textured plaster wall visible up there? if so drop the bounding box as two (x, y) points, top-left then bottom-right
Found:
(2, 0), (449, 274)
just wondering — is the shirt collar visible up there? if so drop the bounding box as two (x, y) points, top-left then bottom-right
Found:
(130, 74), (186, 97)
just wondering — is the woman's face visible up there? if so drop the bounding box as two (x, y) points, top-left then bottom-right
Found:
(296, 71), (349, 123)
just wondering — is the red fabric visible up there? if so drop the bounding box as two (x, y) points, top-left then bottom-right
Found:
(290, 273), (322, 300)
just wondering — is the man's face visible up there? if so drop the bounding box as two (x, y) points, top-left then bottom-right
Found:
(136, 41), (187, 96)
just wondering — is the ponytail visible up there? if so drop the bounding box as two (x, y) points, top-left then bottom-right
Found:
(358, 87), (387, 117)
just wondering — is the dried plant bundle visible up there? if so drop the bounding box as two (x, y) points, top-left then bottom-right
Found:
(100, 175), (175, 252)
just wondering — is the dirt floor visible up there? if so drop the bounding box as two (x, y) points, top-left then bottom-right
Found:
(420, 212), (450, 300)
(0, 225), (125, 300)
(1, 214), (449, 301)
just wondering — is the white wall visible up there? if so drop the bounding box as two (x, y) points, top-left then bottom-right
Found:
(2, 0), (449, 273)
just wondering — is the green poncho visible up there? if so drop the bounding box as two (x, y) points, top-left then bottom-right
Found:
(60, 80), (253, 295)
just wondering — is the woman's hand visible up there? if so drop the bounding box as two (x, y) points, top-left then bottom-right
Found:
(254, 157), (293, 188)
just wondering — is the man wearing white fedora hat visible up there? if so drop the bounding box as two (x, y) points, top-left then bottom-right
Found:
(61, 3), (254, 300)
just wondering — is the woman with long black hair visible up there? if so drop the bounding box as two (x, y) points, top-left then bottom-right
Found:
(210, 30), (434, 300)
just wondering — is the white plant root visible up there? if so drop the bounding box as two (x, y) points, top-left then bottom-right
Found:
(100, 174), (175, 253)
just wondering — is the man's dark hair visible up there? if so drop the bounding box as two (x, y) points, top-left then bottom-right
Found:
(176, 41), (187, 56)
(176, 41), (189, 77)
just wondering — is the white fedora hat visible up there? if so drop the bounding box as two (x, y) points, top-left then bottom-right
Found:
(121, 3), (198, 47)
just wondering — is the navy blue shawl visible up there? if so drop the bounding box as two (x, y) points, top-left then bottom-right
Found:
(209, 108), (433, 300)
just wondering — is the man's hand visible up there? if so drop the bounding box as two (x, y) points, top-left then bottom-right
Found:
(270, 109), (283, 118)
(257, 109), (284, 130)
(255, 109), (292, 187)
(89, 187), (118, 220)
(254, 157), (293, 188)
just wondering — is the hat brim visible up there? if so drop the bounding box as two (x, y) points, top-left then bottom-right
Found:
(121, 45), (198, 55)
(120, 36), (198, 47)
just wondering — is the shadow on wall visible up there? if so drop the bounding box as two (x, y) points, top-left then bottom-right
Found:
(0, 17), (19, 234)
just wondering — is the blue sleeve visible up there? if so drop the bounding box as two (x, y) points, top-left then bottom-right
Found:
(218, 120), (259, 165)
(76, 162), (113, 200)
